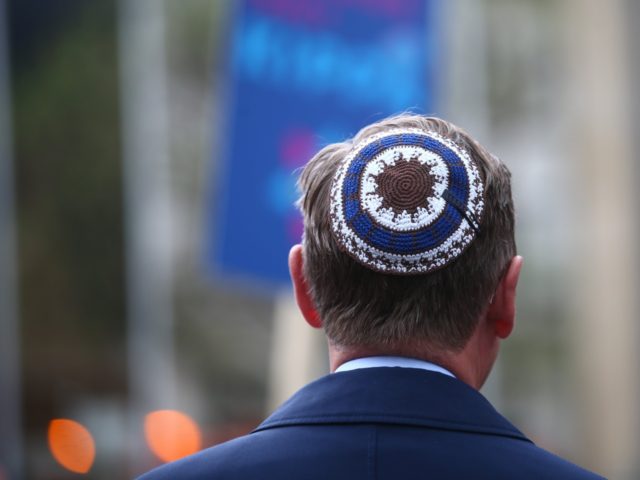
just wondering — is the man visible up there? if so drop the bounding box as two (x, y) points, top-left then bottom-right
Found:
(140, 115), (604, 479)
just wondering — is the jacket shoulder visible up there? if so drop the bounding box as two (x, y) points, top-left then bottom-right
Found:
(505, 440), (605, 479)
(137, 425), (606, 480)
(137, 434), (254, 479)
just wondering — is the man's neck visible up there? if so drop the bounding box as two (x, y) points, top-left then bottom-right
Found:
(328, 332), (497, 390)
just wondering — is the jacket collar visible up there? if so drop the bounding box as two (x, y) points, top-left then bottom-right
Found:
(254, 367), (531, 443)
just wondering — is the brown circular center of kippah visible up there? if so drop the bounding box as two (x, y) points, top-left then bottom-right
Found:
(377, 154), (435, 215)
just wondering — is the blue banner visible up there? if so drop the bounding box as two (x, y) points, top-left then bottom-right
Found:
(208, 0), (440, 288)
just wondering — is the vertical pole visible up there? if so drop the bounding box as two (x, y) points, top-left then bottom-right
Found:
(117, 0), (175, 473)
(442, 0), (491, 140)
(267, 292), (325, 412)
(0, 0), (23, 477)
(565, 0), (638, 477)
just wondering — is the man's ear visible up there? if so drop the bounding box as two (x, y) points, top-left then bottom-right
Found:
(487, 256), (523, 339)
(288, 244), (322, 329)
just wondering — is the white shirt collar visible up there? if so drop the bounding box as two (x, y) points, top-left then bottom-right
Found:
(334, 356), (455, 378)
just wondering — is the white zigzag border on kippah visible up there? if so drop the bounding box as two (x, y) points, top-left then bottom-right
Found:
(329, 128), (485, 274)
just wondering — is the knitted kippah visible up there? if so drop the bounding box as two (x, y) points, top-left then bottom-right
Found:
(329, 128), (484, 274)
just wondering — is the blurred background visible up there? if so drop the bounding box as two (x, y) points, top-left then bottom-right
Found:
(0, 0), (638, 478)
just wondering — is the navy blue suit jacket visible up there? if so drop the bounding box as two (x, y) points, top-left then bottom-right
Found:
(139, 368), (604, 479)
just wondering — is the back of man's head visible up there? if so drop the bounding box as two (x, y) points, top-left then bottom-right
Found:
(297, 114), (516, 352)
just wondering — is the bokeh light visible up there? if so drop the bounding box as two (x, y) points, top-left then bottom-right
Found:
(144, 410), (202, 463)
(47, 419), (96, 474)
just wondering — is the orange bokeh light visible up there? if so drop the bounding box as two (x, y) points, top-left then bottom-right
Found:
(144, 410), (202, 463)
(48, 419), (96, 474)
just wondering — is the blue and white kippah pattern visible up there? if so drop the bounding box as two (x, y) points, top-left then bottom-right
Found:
(329, 128), (484, 274)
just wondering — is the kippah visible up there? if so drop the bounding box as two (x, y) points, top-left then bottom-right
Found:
(329, 128), (484, 274)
